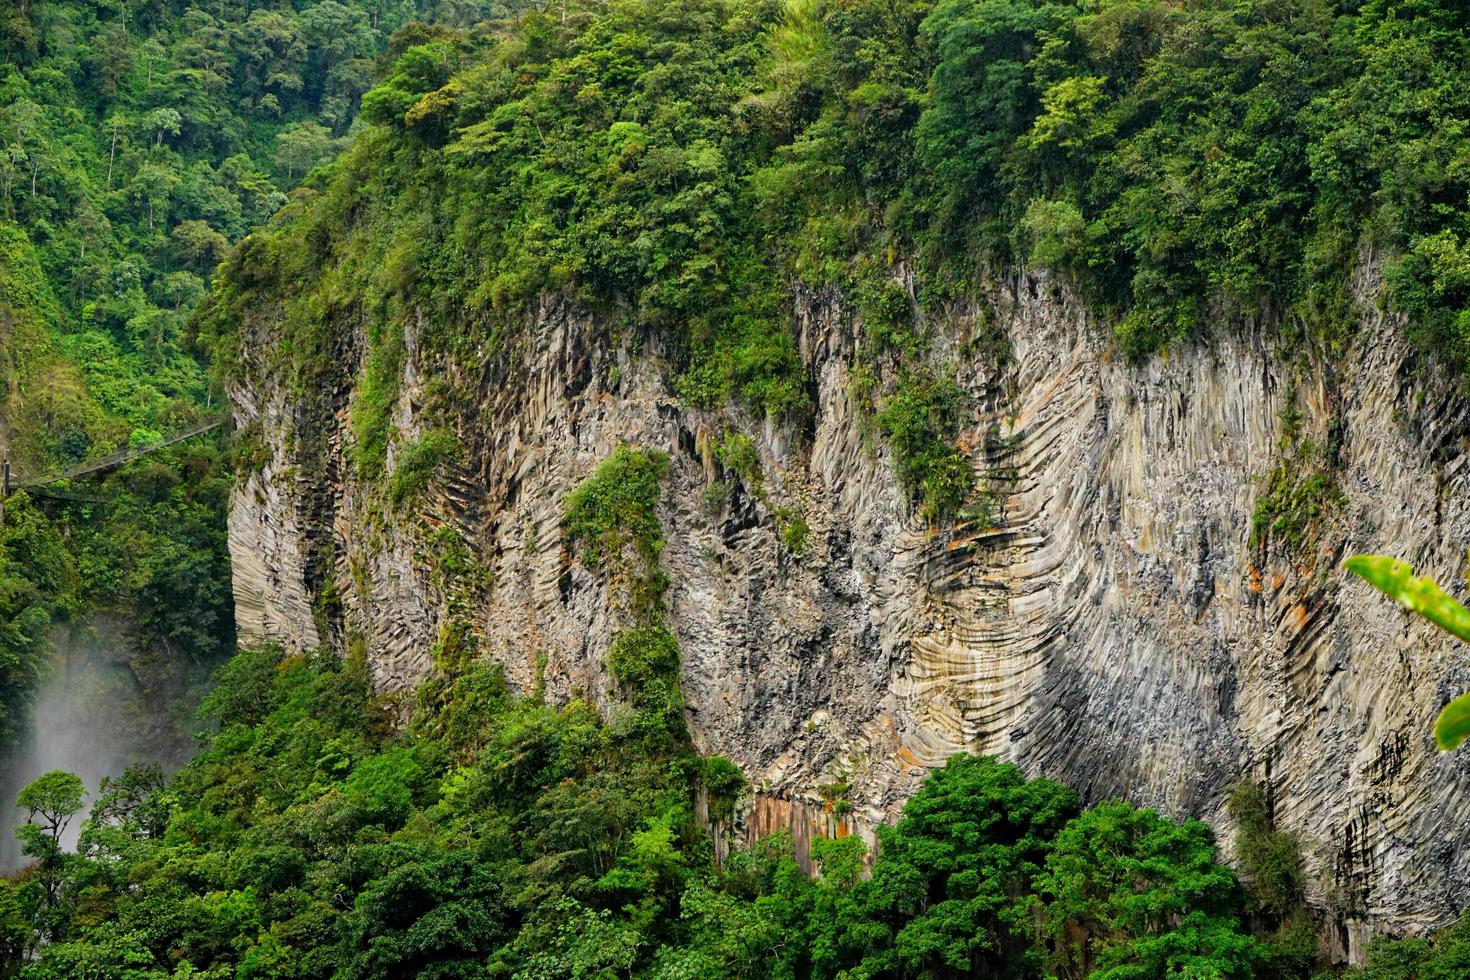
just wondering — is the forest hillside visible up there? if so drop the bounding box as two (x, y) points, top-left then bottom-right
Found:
(6, 0), (1470, 977)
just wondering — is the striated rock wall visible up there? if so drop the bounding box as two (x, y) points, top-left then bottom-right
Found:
(229, 263), (1470, 953)
(743, 794), (863, 876)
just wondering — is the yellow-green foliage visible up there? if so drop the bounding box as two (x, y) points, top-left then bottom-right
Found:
(389, 427), (461, 509)
(607, 623), (685, 741)
(0, 222), (59, 331)
(0, 223), (113, 467)
(1252, 459), (1344, 553)
(565, 445), (673, 613)
(1227, 783), (1304, 919)
(0, 493), (74, 738)
(565, 445), (687, 753)
(702, 754), (745, 823)
(563, 445), (670, 579)
(878, 369), (973, 521)
(858, 275), (920, 355)
(1251, 405), (1344, 553)
(775, 506), (810, 553)
(352, 318), (408, 480)
(716, 431), (761, 489)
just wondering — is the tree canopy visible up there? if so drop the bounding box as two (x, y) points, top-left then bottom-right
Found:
(0, 642), (1308, 978)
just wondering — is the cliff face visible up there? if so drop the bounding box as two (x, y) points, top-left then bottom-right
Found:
(229, 262), (1470, 952)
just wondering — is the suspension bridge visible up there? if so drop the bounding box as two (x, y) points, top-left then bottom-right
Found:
(1, 415), (225, 504)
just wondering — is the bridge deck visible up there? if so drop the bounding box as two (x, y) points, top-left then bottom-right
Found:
(3, 416), (224, 497)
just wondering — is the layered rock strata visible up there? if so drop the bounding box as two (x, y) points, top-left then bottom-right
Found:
(229, 265), (1470, 952)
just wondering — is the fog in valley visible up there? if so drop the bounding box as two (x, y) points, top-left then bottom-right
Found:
(0, 618), (203, 870)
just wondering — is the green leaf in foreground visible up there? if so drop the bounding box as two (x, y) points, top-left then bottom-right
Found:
(1434, 693), (1470, 752)
(1344, 554), (1470, 750)
(1343, 555), (1470, 644)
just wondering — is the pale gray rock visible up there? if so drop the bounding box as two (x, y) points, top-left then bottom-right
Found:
(229, 265), (1470, 957)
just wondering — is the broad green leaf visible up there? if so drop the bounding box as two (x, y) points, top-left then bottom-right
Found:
(1343, 555), (1470, 644)
(1435, 693), (1470, 751)
(1347, 555), (1470, 750)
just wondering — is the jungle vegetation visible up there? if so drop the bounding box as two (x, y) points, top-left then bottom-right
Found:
(1, 637), (1464, 978)
(0, 644), (1328, 977)
(200, 0), (1470, 526)
(6, 0), (1470, 975)
(0, 0), (523, 739)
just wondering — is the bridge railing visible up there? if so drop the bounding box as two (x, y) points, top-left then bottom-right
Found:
(1, 415), (226, 498)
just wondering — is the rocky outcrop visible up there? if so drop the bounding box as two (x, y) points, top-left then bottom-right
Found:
(229, 262), (1470, 955)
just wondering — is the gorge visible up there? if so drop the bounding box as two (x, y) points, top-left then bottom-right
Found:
(6, 0), (1470, 975)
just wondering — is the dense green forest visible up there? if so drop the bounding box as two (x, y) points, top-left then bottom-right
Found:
(198, 0), (1470, 533)
(7, 0), (1470, 975)
(0, 0), (527, 739)
(2, 643), (1466, 978)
